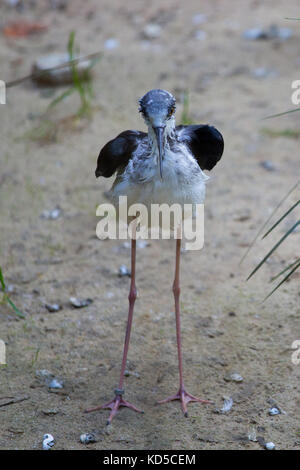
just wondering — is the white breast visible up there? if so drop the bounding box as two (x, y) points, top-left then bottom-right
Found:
(109, 143), (208, 210)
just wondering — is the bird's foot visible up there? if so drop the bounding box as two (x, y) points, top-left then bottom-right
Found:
(158, 386), (212, 417)
(85, 389), (144, 425)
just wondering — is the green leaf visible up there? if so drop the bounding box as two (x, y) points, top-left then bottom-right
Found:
(181, 90), (193, 125)
(6, 297), (25, 319)
(270, 258), (300, 282)
(263, 108), (300, 120)
(262, 199), (300, 239)
(264, 260), (300, 301)
(0, 266), (25, 318)
(240, 180), (300, 264)
(247, 220), (300, 281)
(0, 267), (5, 291)
(47, 86), (76, 109)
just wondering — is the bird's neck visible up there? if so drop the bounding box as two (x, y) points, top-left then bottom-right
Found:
(147, 117), (176, 151)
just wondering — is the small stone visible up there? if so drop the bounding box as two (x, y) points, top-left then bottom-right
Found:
(124, 370), (140, 378)
(142, 23), (162, 40)
(243, 28), (266, 40)
(69, 297), (93, 308)
(260, 160), (276, 171)
(137, 240), (150, 249)
(80, 433), (97, 444)
(104, 38), (119, 50)
(251, 67), (277, 79)
(49, 378), (63, 389)
(269, 407), (281, 416)
(243, 25), (292, 41)
(5, 284), (14, 293)
(265, 442), (276, 450)
(192, 14), (207, 25)
(248, 428), (257, 442)
(224, 372), (244, 383)
(32, 54), (93, 85)
(45, 303), (62, 313)
(42, 409), (59, 416)
(215, 396), (233, 414)
(118, 265), (131, 277)
(40, 207), (61, 220)
(42, 433), (55, 450)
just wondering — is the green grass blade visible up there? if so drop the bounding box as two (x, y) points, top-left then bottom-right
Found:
(240, 180), (300, 264)
(6, 297), (25, 319)
(0, 267), (5, 291)
(270, 258), (300, 282)
(67, 31), (75, 59)
(262, 199), (300, 239)
(47, 86), (76, 109)
(264, 260), (300, 301)
(263, 108), (300, 120)
(0, 267), (25, 318)
(247, 220), (300, 280)
(180, 90), (193, 125)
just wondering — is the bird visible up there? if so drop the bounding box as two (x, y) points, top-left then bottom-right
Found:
(86, 89), (224, 425)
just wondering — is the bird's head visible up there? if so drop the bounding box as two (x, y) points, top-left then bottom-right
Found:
(139, 89), (176, 179)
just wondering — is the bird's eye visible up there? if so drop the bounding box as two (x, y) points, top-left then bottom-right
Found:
(167, 105), (175, 118)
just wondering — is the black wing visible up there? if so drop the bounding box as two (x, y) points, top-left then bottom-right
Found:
(176, 124), (224, 171)
(95, 130), (146, 178)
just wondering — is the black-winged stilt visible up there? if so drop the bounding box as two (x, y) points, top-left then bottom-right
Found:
(86, 89), (224, 424)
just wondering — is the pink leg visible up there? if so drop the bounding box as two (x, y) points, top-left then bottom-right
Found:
(85, 236), (143, 424)
(158, 231), (212, 417)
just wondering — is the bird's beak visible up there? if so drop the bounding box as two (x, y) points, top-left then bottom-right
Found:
(153, 126), (165, 180)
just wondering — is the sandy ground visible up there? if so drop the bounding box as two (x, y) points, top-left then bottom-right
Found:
(0, 0), (299, 450)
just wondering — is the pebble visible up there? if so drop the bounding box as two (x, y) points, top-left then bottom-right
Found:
(243, 25), (292, 41)
(48, 378), (63, 389)
(216, 396), (233, 414)
(42, 433), (55, 450)
(124, 370), (140, 378)
(69, 297), (93, 308)
(251, 67), (277, 79)
(137, 240), (150, 249)
(118, 265), (131, 277)
(248, 428), (257, 442)
(40, 207), (61, 220)
(104, 38), (119, 50)
(260, 160), (276, 171)
(32, 53), (93, 85)
(45, 303), (62, 313)
(42, 409), (59, 416)
(80, 433), (97, 444)
(268, 406), (281, 416)
(224, 372), (243, 383)
(142, 23), (162, 40)
(265, 442), (276, 450)
(192, 14), (207, 25)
